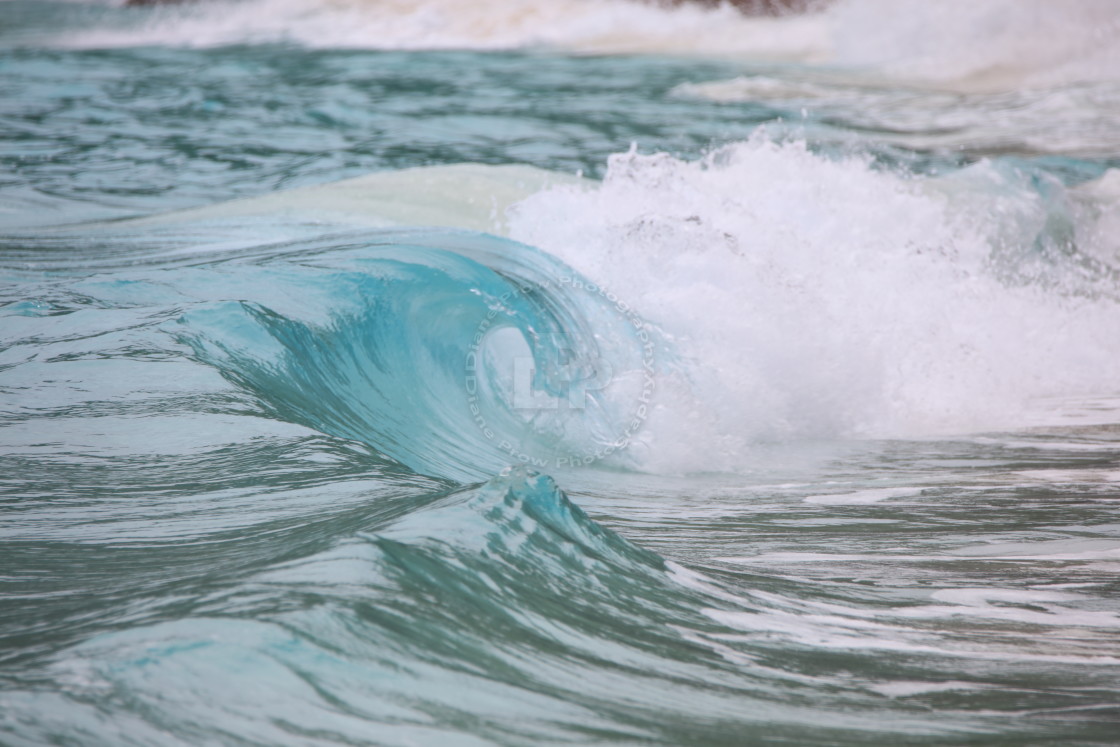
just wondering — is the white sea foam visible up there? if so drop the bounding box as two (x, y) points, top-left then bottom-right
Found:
(704, 605), (1120, 662)
(507, 137), (1120, 469)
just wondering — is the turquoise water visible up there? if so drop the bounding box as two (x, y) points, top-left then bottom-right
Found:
(3, 1), (1120, 744)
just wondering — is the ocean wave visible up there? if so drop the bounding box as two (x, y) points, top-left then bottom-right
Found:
(11, 148), (1120, 477)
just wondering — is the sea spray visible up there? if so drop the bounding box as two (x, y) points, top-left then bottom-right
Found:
(508, 137), (1120, 470)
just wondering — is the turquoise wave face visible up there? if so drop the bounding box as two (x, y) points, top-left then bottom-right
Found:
(4, 227), (657, 482)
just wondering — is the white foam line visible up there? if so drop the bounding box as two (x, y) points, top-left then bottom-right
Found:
(869, 680), (984, 698)
(803, 487), (923, 505)
(705, 609), (1120, 665)
(718, 548), (1120, 564)
(1014, 469), (1120, 483)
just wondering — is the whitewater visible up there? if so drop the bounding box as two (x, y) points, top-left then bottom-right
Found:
(2, 0), (1119, 744)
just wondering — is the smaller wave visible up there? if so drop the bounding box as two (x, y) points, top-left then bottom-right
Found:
(25, 466), (1112, 743)
(366, 466), (665, 571)
(19, 469), (728, 745)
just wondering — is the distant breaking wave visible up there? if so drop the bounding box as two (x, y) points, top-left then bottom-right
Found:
(45, 0), (1120, 90)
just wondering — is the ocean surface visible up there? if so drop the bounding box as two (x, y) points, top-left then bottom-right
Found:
(2, 1), (1120, 744)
